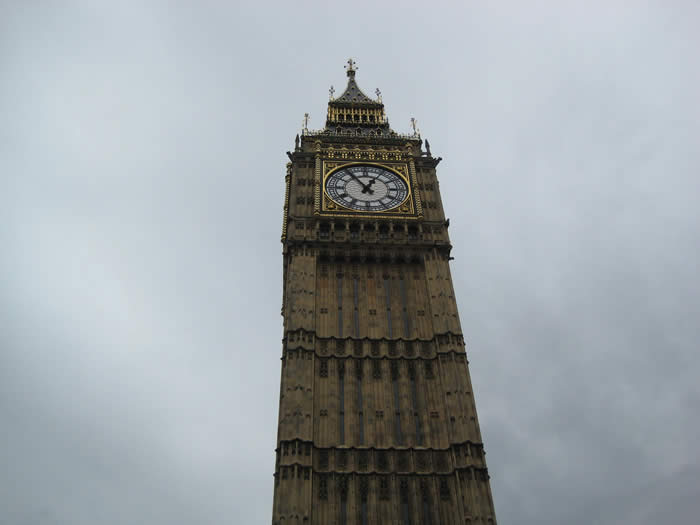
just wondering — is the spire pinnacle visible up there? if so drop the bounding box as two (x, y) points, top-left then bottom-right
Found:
(322, 59), (407, 138)
(410, 117), (420, 136)
(331, 59), (377, 105)
(345, 58), (357, 78)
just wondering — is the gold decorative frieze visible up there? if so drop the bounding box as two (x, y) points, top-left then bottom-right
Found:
(327, 106), (387, 125)
(324, 147), (404, 161)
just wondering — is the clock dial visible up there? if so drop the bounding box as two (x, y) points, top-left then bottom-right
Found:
(325, 165), (409, 212)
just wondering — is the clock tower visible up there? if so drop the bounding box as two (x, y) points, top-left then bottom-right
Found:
(273, 60), (497, 524)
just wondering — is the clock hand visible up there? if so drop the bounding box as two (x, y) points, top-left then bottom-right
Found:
(347, 170), (374, 195)
(361, 168), (375, 195)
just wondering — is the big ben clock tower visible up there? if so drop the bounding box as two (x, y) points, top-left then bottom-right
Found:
(273, 60), (497, 524)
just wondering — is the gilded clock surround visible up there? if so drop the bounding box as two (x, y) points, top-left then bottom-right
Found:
(322, 161), (414, 215)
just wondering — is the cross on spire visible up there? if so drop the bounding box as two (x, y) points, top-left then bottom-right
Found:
(345, 58), (357, 77)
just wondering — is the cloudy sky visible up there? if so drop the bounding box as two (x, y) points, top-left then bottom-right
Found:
(2, 1), (699, 523)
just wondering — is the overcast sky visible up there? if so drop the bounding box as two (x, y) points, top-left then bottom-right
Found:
(2, 1), (699, 524)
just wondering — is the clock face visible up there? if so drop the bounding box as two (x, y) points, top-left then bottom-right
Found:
(325, 165), (409, 212)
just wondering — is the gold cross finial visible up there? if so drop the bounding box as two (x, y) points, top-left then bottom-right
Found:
(345, 58), (357, 77)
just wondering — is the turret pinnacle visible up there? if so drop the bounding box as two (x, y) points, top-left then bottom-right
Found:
(331, 58), (381, 106)
(326, 58), (388, 131)
(300, 59), (420, 143)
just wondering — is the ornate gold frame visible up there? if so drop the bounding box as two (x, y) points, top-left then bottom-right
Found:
(319, 161), (418, 219)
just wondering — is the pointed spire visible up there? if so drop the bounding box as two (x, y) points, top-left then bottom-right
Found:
(323, 59), (408, 137)
(333, 59), (378, 105)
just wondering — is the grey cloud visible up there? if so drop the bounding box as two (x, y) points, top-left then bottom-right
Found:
(2, 1), (699, 524)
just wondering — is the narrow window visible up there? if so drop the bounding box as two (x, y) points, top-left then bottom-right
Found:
(409, 362), (423, 445)
(338, 361), (345, 444)
(400, 479), (412, 525)
(359, 478), (369, 525)
(383, 276), (392, 337)
(424, 361), (434, 379)
(353, 339), (363, 356)
(392, 361), (403, 445)
(353, 276), (360, 337)
(377, 451), (388, 471)
(337, 450), (347, 469)
(379, 224), (389, 239)
(358, 451), (369, 470)
(399, 277), (411, 337)
(372, 359), (381, 379)
(356, 360), (364, 445)
(420, 480), (432, 525)
(379, 476), (390, 500)
(388, 341), (398, 356)
(339, 477), (348, 525)
(337, 273), (343, 337)
(439, 478), (450, 501)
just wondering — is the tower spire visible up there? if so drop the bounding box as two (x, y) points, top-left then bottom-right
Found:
(325, 58), (389, 133)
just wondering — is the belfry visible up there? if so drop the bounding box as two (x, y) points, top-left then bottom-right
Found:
(273, 60), (497, 524)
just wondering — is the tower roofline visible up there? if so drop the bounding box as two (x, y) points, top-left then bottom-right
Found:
(325, 59), (392, 134)
(330, 60), (383, 107)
